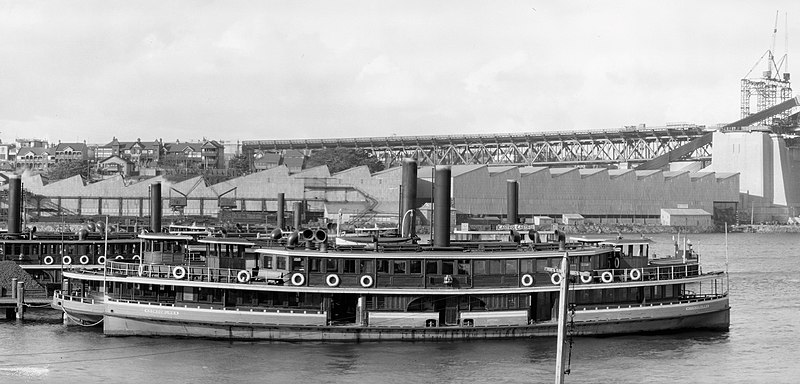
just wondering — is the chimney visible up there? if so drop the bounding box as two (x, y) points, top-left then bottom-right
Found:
(150, 182), (162, 233)
(277, 193), (285, 230)
(507, 179), (518, 224)
(400, 158), (418, 237)
(7, 175), (22, 235)
(292, 202), (302, 230)
(433, 166), (451, 248)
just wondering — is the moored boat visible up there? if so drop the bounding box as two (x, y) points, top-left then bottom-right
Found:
(53, 163), (730, 341)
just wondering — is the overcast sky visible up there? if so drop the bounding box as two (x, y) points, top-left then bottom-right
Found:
(0, 0), (797, 145)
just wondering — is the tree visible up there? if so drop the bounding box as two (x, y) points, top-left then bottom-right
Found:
(228, 154), (250, 174)
(44, 159), (97, 182)
(305, 148), (385, 174)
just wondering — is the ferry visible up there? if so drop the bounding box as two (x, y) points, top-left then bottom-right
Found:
(51, 165), (730, 341)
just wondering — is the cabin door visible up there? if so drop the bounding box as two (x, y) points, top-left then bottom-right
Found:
(330, 294), (358, 324)
(444, 296), (459, 326)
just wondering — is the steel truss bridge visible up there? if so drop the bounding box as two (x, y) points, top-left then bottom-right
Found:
(243, 124), (714, 168)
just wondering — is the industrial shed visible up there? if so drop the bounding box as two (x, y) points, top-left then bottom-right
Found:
(660, 209), (713, 227)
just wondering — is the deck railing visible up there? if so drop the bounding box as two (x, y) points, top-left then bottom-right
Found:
(105, 296), (324, 315)
(53, 290), (98, 305)
(577, 293), (727, 312)
(105, 261), (245, 284)
(97, 260), (713, 288)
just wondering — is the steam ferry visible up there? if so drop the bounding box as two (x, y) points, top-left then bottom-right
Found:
(51, 163), (730, 341)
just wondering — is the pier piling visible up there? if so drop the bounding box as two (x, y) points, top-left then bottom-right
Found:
(16, 281), (25, 320)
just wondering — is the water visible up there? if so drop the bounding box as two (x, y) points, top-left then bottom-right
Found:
(2, 233), (799, 383)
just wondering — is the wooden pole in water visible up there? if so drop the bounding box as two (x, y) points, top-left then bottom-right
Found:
(555, 252), (570, 384)
(16, 281), (25, 320)
(11, 278), (18, 299)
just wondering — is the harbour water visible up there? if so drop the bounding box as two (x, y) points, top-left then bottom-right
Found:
(1, 233), (798, 383)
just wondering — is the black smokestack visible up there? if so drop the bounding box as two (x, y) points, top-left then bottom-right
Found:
(434, 166), (451, 247)
(507, 179), (518, 224)
(150, 182), (162, 233)
(401, 158), (418, 237)
(293, 202), (302, 230)
(8, 175), (21, 235)
(277, 193), (285, 230)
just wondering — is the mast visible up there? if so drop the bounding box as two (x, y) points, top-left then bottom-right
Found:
(554, 251), (570, 384)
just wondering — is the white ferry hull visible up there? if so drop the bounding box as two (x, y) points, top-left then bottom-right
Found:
(102, 296), (729, 341)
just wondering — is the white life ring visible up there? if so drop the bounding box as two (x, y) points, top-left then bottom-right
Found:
(62, 256), (72, 265)
(79, 255), (90, 265)
(43, 255), (54, 265)
(550, 273), (562, 285)
(132, 255), (141, 261)
(613, 257), (620, 269)
(115, 255), (124, 260)
(237, 270), (251, 283)
(326, 274), (340, 287)
(138, 264), (146, 277)
(521, 274), (534, 287)
(291, 273), (305, 286)
(360, 275), (374, 288)
(97, 256), (106, 264)
(580, 273), (593, 284)
(601, 271), (614, 283)
(630, 268), (642, 281)
(173, 266), (186, 279)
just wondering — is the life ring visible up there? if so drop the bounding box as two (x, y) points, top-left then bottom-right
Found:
(173, 266), (186, 279)
(138, 264), (146, 277)
(326, 274), (340, 287)
(62, 256), (72, 265)
(291, 273), (305, 286)
(613, 257), (620, 269)
(521, 274), (534, 287)
(630, 268), (642, 281)
(97, 256), (106, 264)
(550, 273), (562, 285)
(580, 273), (593, 284)
(360, 275), (373, 288)
(237, 270), (251, 283)
(601, 271), (614, 283)
(115, 255), (124, 260)
(43, 255), (54, 265)
(79, 255), (90, 265)
(132, 255), (141, 261)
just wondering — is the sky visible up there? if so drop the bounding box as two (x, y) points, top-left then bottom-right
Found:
(0, 0), (798, 145)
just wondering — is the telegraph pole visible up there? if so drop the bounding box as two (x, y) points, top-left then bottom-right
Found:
(554, 252), (570, 384)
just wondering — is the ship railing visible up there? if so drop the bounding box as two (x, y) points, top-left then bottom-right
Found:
(105, 296), (324, 315)
(577, 293), (726, 312)
(105, 261), (248, 284)
(53, 290), (98, 305)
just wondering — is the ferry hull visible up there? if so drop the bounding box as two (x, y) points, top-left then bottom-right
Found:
(102, 297), (729, 341)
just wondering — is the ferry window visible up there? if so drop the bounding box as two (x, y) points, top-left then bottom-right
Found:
(441, 261), (454, 275)
(393, 260), (407, 274)
(277, 256), (288, 270)
(292, 257), (305, 272)
(360, 259), (374, 274)
(377, 260), (389, 273)
(309, 258), (320, 272)
(409, 260), (421, 274)
(535, 259), (548, 272)
(457, 260), (470, 275)
(473, 260), (486, 274)
(505, 260), (518, 274)
(264, 256), (274, 269)
(343, 259), (357, 274)
(425, 260), (438, 274)
(325, 258), (338, 273)
(487, 260), (502, 275)
(520, 260), (534, 273)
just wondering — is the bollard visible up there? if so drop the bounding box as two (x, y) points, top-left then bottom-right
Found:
(11, 278), (18, 299)
(16, 281), (25, 320)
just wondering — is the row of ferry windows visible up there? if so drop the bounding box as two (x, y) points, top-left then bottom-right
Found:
(2, 243), (138, 256)
(296, 257), (593, 275)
